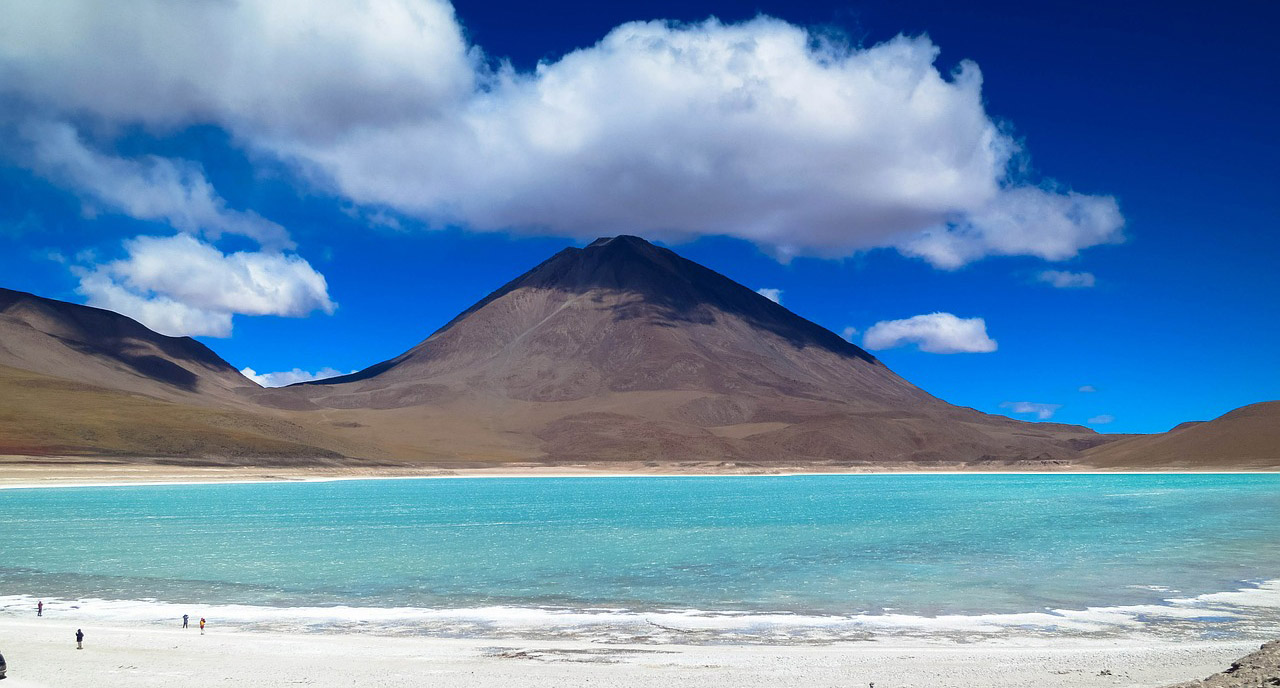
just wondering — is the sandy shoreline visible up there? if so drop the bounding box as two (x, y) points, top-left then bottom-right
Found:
(0, 617), (1260, 687)
(0, 456), (1072, 489)
(1, 456), (1276, 489)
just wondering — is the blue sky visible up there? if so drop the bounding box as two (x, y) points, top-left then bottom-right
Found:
(0, 0), (1276, 433)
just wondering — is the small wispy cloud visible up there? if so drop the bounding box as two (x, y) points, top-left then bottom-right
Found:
(863, 312), (997, 354)
(1037, 270), (1096, 288)
(1078, 385), (1097, 393)
(240, 367), (353, 388)
(756, 287), (783, 304)
(840, 326), (858, 343)
(1000, 401), (1062, 420)
(22, 121), (293, 249)
(1087, 414), (1115, 424)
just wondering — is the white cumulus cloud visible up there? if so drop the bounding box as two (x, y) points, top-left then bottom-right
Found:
(0, 3), (1123, 267)
(76, 234), (335, 337)
(756, 288), (783, 304)
(77, 271), (233, 338)
(840, 326), (859, 343)
(899, 188), (1122, 269)
(240, 367), (353, 388)
(1038, 269), (1097, 288)
(862, 312), (997, 354)
(0, 0), (472, 142)
(1000, 401), (1062, 420)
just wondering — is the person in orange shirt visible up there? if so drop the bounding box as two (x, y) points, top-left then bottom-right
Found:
(199, 617), (206, 635)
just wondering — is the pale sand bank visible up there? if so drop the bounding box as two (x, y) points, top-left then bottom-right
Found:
(0, 456), (1081, 490)
(2, 455), (1274, 490)
(0, 618), (1259, 687)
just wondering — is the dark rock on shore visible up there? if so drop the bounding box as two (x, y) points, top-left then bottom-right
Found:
(1167, 641), (1280, 688)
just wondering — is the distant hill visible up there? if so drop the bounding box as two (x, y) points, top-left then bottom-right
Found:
(0, 288), (355, 461)
(1085, 401), (1280, 469)
(0, 288), (256, 404)
(0, 363), (347, 461)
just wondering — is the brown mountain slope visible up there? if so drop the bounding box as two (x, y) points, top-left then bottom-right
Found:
(0, 364), (356, 462)
(0, 287), (257, 405)
(279, 236), (1105, 466)
(0, 289), (368, 461)
(1085, 401), (1280, 469)
(296, 235), (919, 405)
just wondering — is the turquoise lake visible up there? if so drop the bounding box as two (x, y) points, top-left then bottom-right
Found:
(2, 474), (1279, 641)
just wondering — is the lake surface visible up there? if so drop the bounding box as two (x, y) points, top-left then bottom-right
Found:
(2, 474), (1279, 642)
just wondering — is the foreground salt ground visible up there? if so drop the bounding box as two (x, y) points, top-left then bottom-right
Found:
(0, 619), (1258, 688)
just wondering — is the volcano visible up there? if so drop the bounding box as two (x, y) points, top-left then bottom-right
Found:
(270, 236), (1105, 466)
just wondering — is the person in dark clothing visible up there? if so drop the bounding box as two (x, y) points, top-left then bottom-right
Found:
(182, 614), (189, 629)
(75, 628), (84, 649)
(37, 600), (43, 617)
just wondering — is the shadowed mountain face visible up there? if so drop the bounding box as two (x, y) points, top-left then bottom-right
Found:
(281, 236), (1107, 465)
(0, 288), (366, 460)
(0, 288), (255, 401)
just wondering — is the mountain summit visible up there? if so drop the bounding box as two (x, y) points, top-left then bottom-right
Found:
(307, 234), (882, 393)
(453, 234), (874, 363)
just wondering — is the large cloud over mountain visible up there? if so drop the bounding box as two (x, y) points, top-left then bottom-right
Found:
(0, 0), (1122, 267)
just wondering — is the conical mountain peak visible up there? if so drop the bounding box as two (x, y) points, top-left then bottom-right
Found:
(305, 236), (879, 390)
(281, 237), (1105, 467)
(462, 236), (874, 364)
